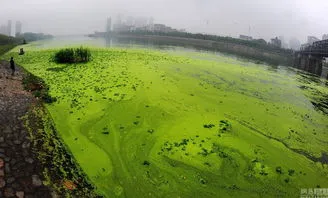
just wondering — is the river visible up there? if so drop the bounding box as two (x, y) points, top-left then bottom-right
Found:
(11, 35), (328, 197)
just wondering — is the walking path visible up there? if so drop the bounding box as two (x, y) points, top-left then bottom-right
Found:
(0, 60), (52, 198)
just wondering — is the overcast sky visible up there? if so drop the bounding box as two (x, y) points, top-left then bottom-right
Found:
(0, 0), (327, 43)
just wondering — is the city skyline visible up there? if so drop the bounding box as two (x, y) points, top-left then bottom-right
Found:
(1, 0), (328, 43)
(1, 15), (327, 50)
(0, 20), (22, 37)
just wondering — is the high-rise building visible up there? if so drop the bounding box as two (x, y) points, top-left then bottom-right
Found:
(322, 34), (328, 40)
(279, 36), (288, 48)
(116, 14), (122, 25)
(135, 17), (147, 28)
(307, 36), (319, 44)
(270, 37), (282, 48)
(239, 35), (253, 41)
(289, 37), (301, 50)
(148, 17), (154, 31)
(15, 21), (22, 36)
(153, 24), (176, 33)
(7, 20), (12, 36)
(126, 16), (135, 26)
(0, 25), (7, 35)
(106, 18), (112, 33)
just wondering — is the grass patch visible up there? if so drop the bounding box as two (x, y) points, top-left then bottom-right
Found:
(53, 47), (91, 64)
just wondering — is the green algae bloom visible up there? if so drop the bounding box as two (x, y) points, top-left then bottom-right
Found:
(3, 44), (328, 198)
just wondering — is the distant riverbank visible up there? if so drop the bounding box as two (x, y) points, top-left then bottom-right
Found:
(89, 32), (294, 66)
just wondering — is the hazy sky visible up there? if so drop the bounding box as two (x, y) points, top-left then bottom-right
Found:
(0, 0), (327, 43)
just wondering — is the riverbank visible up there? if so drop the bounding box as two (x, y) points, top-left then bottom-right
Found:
(0, 60), (101, 197)
(0, 60), (53, 197)
(0, 45), (17, 56)
(90, 33), (294, 66)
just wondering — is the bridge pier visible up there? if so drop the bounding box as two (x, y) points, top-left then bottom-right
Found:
(294, 39), (328, 76)
(293, 54), (323, 75)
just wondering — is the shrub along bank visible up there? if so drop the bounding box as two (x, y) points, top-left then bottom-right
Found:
(0, 34), (22, 56)
(53, 47), (91, 64)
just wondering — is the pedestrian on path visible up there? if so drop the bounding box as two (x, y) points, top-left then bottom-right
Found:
(10, 57), (15, 76)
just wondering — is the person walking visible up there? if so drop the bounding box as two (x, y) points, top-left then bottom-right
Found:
(10, 57), (15, 76)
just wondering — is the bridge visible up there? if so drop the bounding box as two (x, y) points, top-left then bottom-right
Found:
(293, 39), (328, 76)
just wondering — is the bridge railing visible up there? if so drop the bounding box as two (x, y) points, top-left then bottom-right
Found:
(300, 39), (328, 56)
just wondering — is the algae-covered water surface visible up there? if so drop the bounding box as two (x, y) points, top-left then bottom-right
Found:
(3, 41), (328, 197)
